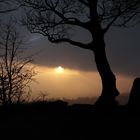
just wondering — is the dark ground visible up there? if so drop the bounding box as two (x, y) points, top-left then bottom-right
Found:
(0, 101), (139, 140)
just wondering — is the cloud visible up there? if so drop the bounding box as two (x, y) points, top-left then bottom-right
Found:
(106, 26), (140, 77)
(29, 36), (96, 71)
(30, 66), (133, 100)
(27, 25), (140, 77)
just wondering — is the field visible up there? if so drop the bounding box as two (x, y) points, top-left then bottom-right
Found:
(0, 101), (139, 140)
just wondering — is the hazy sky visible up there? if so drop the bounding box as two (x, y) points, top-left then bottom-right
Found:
(0, 2), (140, 104)
(28, 25), (140, 77)
(27, 24), (140, 104)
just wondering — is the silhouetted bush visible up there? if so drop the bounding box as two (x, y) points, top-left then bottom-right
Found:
(128, 78), (140, 113)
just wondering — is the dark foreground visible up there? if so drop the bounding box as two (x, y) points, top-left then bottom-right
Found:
(0, 101), (139, 140)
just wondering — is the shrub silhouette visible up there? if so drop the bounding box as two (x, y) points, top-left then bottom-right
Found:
(128, 78), (140, 113)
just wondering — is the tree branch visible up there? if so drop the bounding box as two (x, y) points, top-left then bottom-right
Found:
(24, 0), (89, 29)
(47, 5), (89, 29)
(0, 5), (21, 13)
(48, 37), (92, 50)
(103, 14), (121, 33)
(78, 0), (89, 7)
(103, 1), (140, 33)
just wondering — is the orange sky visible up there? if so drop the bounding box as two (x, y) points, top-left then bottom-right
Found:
(30, 65), (134, 103)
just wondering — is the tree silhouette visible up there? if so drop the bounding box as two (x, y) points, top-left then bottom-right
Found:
(20, 0), (140, 106)
(0, 21), (36, 105)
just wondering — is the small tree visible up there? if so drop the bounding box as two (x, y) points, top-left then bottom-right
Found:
(20, 0), (140, 106)
(0, 22), (36, 105)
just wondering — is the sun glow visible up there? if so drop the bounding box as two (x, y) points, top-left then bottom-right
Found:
(30, 65), (133, 105)
(55, 66), (64, 73)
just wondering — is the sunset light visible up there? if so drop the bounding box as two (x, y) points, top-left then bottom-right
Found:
(55, 66), (64, 73)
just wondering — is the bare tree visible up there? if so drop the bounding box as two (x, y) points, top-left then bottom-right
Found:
(0, 22), (36, 105)
(19, 0), (140, 106)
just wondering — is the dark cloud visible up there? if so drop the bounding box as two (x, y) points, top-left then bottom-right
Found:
(1, 8), (139, 77)
(28, 34), (97, 71)
(27, 24), (140, 77)
(0, 2), (140, 78)
(106, 25), (140, 77)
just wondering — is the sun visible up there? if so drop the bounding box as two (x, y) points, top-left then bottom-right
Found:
(55, 66), (64, 73)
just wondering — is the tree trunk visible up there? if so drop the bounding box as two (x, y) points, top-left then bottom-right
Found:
(92, 36), (119, 107)
(88, 0), (119, 107)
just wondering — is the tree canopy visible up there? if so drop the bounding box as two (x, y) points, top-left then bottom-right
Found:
(20, 0), (140, 49)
